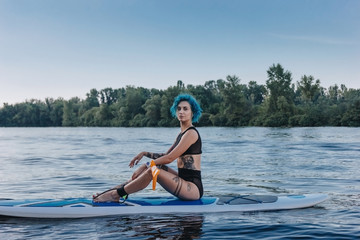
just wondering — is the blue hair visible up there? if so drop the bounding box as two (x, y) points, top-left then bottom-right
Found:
(170, 94), (202, 123)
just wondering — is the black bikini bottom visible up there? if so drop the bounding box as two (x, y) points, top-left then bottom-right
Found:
(178, 168), (203, 198)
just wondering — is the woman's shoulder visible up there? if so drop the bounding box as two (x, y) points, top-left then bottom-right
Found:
(182, 126), (199, 135)
(182, 127), (200, 142)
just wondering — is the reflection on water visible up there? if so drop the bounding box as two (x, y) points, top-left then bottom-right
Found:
(0, 127), (359, 239)
(102, 214), (204, 239)
(0, 214), (204, 240)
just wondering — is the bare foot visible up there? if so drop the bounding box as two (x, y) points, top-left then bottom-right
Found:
(93, 189), (120, 202)
(92, 188), (113, 199)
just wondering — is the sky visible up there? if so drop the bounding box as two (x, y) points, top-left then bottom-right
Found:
(1, 0), (359, 105)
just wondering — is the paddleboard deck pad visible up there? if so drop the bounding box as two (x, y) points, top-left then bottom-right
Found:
(0, 194), (327, 218)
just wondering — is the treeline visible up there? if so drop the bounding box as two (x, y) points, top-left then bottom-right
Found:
(1, 64), (359, 127)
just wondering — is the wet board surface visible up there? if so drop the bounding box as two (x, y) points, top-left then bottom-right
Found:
(0, 194), (328, 218)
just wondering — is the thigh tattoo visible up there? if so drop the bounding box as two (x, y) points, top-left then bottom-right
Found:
(173, 176), (183, 196)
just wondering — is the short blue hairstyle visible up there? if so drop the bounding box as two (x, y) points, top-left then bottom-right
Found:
(170, 94), (202, 123)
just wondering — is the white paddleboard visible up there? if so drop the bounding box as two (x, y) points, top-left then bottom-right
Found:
(0, 194), (328, 218)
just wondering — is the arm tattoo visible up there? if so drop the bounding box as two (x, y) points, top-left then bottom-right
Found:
(160, 165), (169, 171)
(144, 152), (165, 159)
(181, 156), (196, 169)
(144, 152), (169, 170)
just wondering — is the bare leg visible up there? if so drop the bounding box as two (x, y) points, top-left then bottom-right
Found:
(93, 166), (200, 202)
(93, 165), (149, 201)
(93, 168), (153, 202)
(157, 170), (200, 201)
(123, 168), (153, 194)
(92, 180), (130, 199)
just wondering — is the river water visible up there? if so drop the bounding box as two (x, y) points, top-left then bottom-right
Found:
(0, 127), (359, 239)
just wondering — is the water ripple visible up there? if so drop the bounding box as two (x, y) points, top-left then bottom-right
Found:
(0, 127), (359, 239)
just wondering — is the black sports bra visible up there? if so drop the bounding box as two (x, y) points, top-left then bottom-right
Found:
(169, 126), (202, 156)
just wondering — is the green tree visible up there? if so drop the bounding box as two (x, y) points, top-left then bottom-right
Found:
(219, 75), (252, 126)
(80, 107), (98, 126)
(202, 80), (223, 115)
(62, 97), (81, 126)
(266, 64), (294, 113)
(264, 64), (295, 126)
(341, 100), (360, 126)
(1, 64), (360, 128)
(143, 94), (162, 126)
(95, 104), (113, 126)
(85, 89), (100, 110)
(247, 81), (266, 105)
(0, 103), (16, 126)
(297, 75), (321, 103)
(327, 84), (340, 104)
(46, 98), (64, 126)
(99, 88), (119, 106)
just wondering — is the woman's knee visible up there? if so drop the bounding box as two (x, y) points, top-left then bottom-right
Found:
(134, 167), (153, 182)
(144, 167), (153, 178)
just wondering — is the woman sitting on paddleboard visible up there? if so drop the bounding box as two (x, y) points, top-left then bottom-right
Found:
(93, 94), (203, 202)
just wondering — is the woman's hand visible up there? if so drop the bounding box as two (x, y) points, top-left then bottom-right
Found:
(129, 151), (146, 168)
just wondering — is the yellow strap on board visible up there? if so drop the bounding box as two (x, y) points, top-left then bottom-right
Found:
(150, 160), (160, 190)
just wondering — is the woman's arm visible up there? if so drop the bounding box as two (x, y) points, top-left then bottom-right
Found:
(143, 152), (166, 159)
(158, 164), (178, 175)
(129, 151), (166, 167)
(129, 129), (198, 168)
(153, 130), (198, 166)
(128, 152), (178, 176)
(143, 152), (178, 174)
(128, 137), (177, 167)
